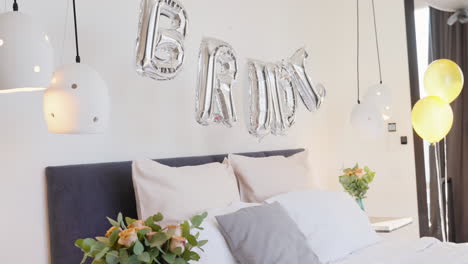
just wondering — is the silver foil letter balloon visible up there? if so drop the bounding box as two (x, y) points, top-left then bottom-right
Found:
(285, 48), (326, 112)
(248, 60), (297, 138)
(248, 60), (272, 138)
(196, 38), (238, 127)
(136, 0), (188, 80)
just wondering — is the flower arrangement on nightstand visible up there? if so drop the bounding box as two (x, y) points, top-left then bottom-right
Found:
(339, 164), (375, 211)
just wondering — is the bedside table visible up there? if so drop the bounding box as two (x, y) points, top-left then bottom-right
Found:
(370, 217), (419, 240)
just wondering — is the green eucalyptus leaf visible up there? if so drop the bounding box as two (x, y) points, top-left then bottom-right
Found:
(186, 235), (197, 246)
(187, 251), (200, 261)
(75, 238), (97, 253)
(153, 212), (164, 222)
(172, 247), (183, 256)
(150, 232), (170, 248)
(119, 249), (129, 264)
(144, 216), (154, 227)
(95, 237), (110, 246)
(128, 255), (142, 264)
(174, 258), (186, 264)
(137, 228), (150, 240)
(137, 252), (150, 263)
(197, 240), (208, 247)
(126, 217), (137, 226)
(117, 213), (123, 225)
(144, 216), (162, 232)
(190, 212), (207, 228)
(162, 253), (176, 264)
(90, 243), (107, 258)
(149, 248), (159, 259)
(95, 246), (110, 260)
(109, 229), (120, 247)
(106, 250), (120, 264)
(133, 240), (144, 255)
(181, 221), (190, 237)
(107, 217), (120, 227)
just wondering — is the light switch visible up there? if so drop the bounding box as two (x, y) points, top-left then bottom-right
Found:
(401, 136), (408, 145)
(388, 123), (397, 132)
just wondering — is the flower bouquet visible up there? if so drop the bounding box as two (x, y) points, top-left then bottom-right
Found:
(75, 212), (208, 264)
(339, 164), (375, 210)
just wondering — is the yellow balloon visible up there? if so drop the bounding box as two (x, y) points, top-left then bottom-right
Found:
(412, 96), (453, 143)
(424, 59), (464, 103)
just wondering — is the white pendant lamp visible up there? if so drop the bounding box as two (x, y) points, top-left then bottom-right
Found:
(0, 1), (53, 93)
(350, 0), (384, 138)
(43, 0), (109, 134)
(364, 0), (393, 121)
(365, 83), (392, 121)
(351, 102), (384, 138)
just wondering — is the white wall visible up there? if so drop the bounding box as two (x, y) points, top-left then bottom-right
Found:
(319, 0), (419, 232)
(0, 0), (418, 263)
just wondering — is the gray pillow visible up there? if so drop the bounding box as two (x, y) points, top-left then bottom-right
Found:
(216, 202), (321, 264)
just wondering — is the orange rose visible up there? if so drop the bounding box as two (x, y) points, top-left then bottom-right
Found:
(169, 236), (186, 253)
(118, 228), (138, 247)
(129, 220), (150, 232)
(355, 168), (363, 177)
(105, 226), (122, 237)
(128, 220), (145, 228)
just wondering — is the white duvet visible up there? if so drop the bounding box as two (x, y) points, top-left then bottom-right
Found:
(333, 237), (468, 264)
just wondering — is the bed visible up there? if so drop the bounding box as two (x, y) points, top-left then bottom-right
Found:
(46, 148), (468, 264)
(332, 237), (468, 263)
(46, 149), (304, 264)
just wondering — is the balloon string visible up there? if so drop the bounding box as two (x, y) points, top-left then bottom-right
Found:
(371, 0), (382, 84)
(434, 142), (447, 242)
(356, 0), (361, 104)
(443, 138), (450, 241)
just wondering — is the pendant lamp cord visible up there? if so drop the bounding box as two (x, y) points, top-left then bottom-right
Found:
(356, 0), (360, 104)
(72, 0), (81, 63)
(13, 0), (17, 11)
(371, 0), (383, 84)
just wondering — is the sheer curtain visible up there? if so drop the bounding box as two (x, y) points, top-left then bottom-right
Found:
(429, 7), (468, 243)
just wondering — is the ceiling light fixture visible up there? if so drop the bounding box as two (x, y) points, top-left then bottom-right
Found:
(0, 0), (54, 93)
(350, 0), (384, 139)
(43, 0), (110, 134)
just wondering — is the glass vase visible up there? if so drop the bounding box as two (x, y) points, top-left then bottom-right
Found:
(356, 198), (365, 211)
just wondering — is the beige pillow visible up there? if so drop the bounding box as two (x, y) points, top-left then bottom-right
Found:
(132, 159), (241, 225)
(228, 151), (315, 202)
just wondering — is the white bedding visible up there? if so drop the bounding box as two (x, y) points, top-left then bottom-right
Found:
(333, 237), (468, 264)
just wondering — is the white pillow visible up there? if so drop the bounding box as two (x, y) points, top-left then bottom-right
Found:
(267, 190), (382, 263)
(228, 151), (316, 202)
(132, 159), (241, 225)
(198, 202), (261, 264)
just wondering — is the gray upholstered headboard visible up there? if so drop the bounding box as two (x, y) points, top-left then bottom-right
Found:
(46, 148), (304, 264)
